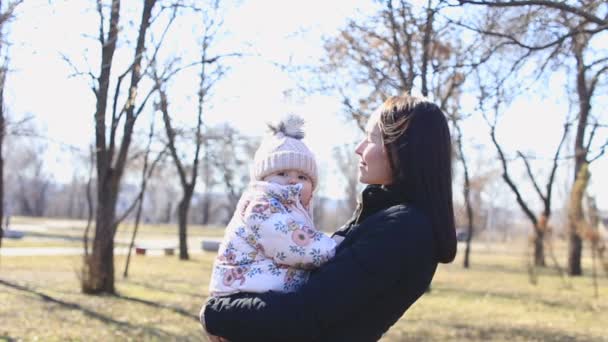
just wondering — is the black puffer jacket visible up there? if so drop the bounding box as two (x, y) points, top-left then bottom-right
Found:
(203, 185), (437, 342)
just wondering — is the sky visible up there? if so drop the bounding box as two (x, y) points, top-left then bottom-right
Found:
(4, 0), (607, 210)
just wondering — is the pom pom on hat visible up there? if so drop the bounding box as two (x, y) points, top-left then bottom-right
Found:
(252, 114), (318, 189)
(267, 114), (305, 139)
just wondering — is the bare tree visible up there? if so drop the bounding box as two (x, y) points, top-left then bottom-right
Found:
(123, 115), (167, 277)
(152, 1), (227, 260)
(199, 138), (216, 225)
(16, 163), (50, 217)
(208, 124), (258, 223)
(479, 79), (569, 267)
(0, 57), (4, 252)
(0, 0), (23, 253)
(81, 0), (159, 294)
(451, 118), (475, 267)
(458, 0), (608, 276)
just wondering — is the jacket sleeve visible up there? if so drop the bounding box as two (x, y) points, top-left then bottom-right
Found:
(203, 207), (436, 342)
(243, 196), (337, 268)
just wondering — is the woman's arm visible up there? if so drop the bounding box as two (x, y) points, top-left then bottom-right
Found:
(203, 206), (436, 341)
(244, 197), (337, 268)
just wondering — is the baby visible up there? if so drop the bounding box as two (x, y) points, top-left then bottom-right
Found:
(208, 115), (338, 297)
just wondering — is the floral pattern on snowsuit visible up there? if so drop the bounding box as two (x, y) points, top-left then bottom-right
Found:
(209, 181), (337, 297)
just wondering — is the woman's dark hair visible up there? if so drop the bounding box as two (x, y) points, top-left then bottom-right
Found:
(378, 95), (457, 263)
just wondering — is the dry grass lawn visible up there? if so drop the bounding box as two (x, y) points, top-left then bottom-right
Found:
(0, 236), (606, 341)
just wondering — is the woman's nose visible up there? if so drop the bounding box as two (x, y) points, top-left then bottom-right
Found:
(355, 140), (365, 155)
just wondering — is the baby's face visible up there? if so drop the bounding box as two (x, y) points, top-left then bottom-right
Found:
(263, 169), (313, 206)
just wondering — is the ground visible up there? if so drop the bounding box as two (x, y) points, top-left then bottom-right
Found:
(0, 217), (606, 341)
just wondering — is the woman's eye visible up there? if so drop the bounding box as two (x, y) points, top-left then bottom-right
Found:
(298, 175), (308, 180)
(277, 172), (286, 176)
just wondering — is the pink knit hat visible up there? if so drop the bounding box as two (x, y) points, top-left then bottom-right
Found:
(251, 114), (318, 190)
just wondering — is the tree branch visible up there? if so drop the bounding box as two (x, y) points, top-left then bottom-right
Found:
(483, 95), (538, 226)
(114, 146), (168, 226)
(517, 151), (546, 204)
(458, 0), (607, 26)
(588, 139), (608, 163)
(544, 122), (569, 216)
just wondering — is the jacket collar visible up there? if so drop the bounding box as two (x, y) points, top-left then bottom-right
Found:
(352, 184), (404, 225)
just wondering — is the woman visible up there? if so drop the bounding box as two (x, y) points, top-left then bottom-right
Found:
(201, 94), (457, 342)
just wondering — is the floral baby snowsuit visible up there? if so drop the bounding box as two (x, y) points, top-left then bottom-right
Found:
(208, 181), (337, 297)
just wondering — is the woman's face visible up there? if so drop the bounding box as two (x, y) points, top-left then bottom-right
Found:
(355, 114), (393, 185)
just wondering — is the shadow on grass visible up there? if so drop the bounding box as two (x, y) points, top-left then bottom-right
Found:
(115, 294), (199, 321)
(437, 286), (591, 311)
(124, 279), (204, 298)
(445, 320), (594, 342)
(0, 279), (177, 340)
(464, 261), (567, 277)
(0, 335), (17, 342)
(393, 319), (598, 342)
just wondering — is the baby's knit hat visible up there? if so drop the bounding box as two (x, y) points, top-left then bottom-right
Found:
(251, 114), (318, 190)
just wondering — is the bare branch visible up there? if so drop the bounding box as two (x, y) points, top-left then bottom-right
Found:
(386, 0), (412, 92)
(0, 0), (24, 28)
(153, 66), (188, 190)
(544, 122), (569, 216)
(112, 0), (156, 187)
(448, 17), (589, 51)
(517, 151), (546, 204)
(588, 139), (608, 163)
(96, 0), (105, 46)
(114, 146), (168, 226)
(95, 0), (121, 181)
(458, 0), (607, 26)
(138, 3), (179, 89)
(585, 121), (599, 154)
(340, 91), (367, 132)
(588, 64), (608, 98)
(60, 53), (97, 89)
(483, 92), (538, 226)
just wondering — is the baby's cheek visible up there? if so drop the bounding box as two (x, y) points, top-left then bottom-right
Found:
(300, 190), (311, 206)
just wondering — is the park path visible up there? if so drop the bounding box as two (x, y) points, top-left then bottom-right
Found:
(0, 238), (222, 256)
(2, 221), (223, 256)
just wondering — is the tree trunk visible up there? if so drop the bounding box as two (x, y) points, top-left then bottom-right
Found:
(0, 61), (5, 252)
(201, 193), (211, 225)
(123, 193), (144, 278)
(177, 189), (193, 260)
(567, 32), (592, 276)
(461, 142), (474, 268)
(82, 0), (156, 293)
(164, 201), (173, 223)
(83, 182), (118, 294)
(534, 229), (545, 267)
(567, 164), (585, 275)
(462, 197), (474, 268)
(83, 0), (120, 294)
(568, 162), (590, 276)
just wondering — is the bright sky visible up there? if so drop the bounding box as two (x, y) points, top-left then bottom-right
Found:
(4, 0), (607, 210)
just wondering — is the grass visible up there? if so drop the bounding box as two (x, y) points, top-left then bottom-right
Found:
(385, 252), (607, 342)
(0, 253), (214, 342)
(0, 239), (606, 341)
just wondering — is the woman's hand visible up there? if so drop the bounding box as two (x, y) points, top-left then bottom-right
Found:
(207, 333), (230, 342)
(201, 300), (229, 342)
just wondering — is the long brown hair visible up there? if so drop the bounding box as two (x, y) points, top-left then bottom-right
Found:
(378, 95), (457, 263)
